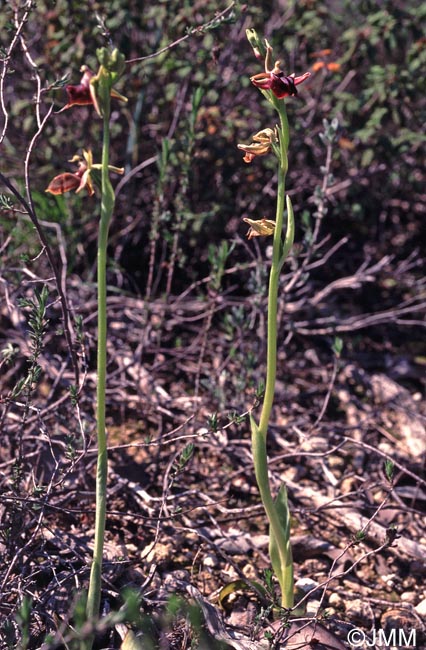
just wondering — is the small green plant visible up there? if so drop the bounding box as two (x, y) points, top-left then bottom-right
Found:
(10, 286), (50, 474)
(384, 458), (395, 483)
(207, 412), (219, 432)
(173, 442), (195, 475)
(18, 285), (50, 368)
(354, 530), (366, 543)
(236, 29), (311, 609)
(15, 596), (32, 650)
(332, 336), (343, 358)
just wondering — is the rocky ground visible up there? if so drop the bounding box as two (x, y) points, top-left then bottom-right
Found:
(1, 269), (425, 649)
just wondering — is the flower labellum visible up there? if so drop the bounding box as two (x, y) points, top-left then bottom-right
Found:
(44, 172), (84, 195)
(56, 66), (95, 113)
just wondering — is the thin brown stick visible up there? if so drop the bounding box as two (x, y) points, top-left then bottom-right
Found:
(125, 2), (236, 64)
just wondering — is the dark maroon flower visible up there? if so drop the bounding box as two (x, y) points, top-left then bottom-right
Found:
(55, 66), (95, 113)
(56, 65), (127, 114)
(250, 40), (310, 99)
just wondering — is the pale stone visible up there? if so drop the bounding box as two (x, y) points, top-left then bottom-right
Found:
(415, 598), (426, 616)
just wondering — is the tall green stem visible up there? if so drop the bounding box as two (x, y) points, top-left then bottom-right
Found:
(259, 103), (289, 437)
(85, 97), (114, 638)
(251, 104), (295, 609)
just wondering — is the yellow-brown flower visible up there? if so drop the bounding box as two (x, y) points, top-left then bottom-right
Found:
(237, 128), (277, 163)
(243, 217), (276, 239)
(46, 150), (123, 196)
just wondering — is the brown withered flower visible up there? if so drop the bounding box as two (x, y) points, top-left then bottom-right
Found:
(243, 217), (276, 239)
(237, 127), (277, 163)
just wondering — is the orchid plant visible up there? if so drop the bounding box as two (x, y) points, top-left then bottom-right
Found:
(238, 29), (310, 610)
(45, 47), (126, 648)
(41, 8), (238, 645)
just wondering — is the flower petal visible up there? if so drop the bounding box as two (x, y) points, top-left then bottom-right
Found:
(293, 71), (311, 86)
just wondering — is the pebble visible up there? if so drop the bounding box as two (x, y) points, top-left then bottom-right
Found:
(299, 436), (329, 453)
(415, 598), (426, 617)
(400, 591), (417, 604)
(202, 553), (217, 568)
(380, 573), (397, 588)
(328, 592), (343, 608)
(327, 455), (345, 470)
(295, 577), (319, 594)
(306, 599), (322, 617)
(345, 598), (374, 627)
(381, 607), (419, 632)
